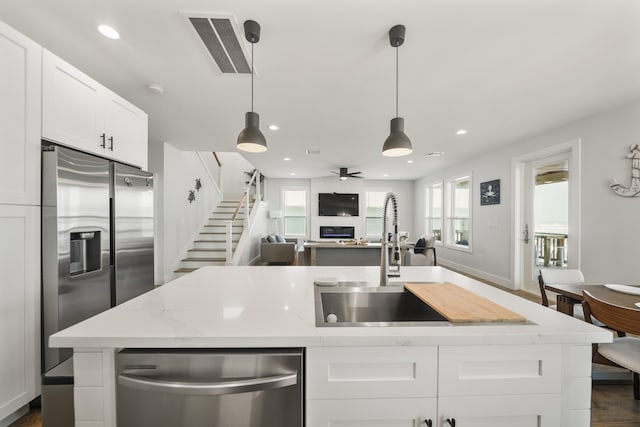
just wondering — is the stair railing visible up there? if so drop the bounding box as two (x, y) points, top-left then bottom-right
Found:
(225, 169), (261, 265)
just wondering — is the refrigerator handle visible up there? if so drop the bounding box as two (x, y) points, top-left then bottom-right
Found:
(110, 196), (116, 306)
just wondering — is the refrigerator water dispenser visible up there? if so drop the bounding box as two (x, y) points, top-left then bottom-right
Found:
(69, 231), (101, 276)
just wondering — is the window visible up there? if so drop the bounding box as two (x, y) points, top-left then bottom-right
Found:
(283, 190), (307, 236)
(425, 183), (443, 243)
(445, 175), (471, 249)
(365, 191), (388, 237)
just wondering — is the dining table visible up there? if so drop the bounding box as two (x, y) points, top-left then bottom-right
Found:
(544, 283), (640, 316)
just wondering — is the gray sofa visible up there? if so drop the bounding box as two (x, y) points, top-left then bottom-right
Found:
(260, 234), (298, 264)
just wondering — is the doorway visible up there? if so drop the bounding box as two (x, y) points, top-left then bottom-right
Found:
(512, 140), (581, 293)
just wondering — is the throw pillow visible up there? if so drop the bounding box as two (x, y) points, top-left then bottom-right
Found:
(414, 237), (426, 254)
(275, 233), (286, 243)
(267, 234), (277, 243)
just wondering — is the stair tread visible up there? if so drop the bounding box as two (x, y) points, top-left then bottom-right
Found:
(174, 267), (199, 273)
(188, 249), (225, 252)
(182, 257), (226, 261)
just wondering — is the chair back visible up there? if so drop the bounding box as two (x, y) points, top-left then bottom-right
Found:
(582, 291), (640, 335)
(540, 269), (585, 285)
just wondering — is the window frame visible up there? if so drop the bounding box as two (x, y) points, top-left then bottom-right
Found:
(424, 181), (443, 246)
(444, 173), (472, 252)
(282, 188), (308, 238)
(364, 189), (390, 239)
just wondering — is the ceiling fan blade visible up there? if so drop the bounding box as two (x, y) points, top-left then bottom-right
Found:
(329, 171), (339, 175)
(350, 175), (364, 178)
(348, 171), (362, 176)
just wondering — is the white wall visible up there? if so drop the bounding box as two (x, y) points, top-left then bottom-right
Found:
(266, 177), (415, 242)
(148, 142), (222, 283)
(414, 99), (640, 287)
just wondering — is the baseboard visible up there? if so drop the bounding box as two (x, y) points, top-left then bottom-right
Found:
(0, 405), (29, 427)
(437, 258), (513, 289)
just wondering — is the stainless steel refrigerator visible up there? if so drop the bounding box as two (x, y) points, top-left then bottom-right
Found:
(41, 144), (154, 425)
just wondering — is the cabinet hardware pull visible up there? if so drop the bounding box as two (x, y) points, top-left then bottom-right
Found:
(100, 133), (106, 148)
(423, 419), (432, 427)
(109, 136), (114, 151)
(445, 418), (456, 427)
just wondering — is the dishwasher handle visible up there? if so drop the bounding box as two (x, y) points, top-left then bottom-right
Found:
(118, 371), (298, 396)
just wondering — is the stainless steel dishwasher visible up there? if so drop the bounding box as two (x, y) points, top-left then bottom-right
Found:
(116, 348), (303, 427)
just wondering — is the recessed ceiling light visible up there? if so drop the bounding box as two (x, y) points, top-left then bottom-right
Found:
(283, 157), (291, 161)
(407, 160), (414, 164)
(97, 24), (120, 40)
(456, 129), (467, 135)
(383, 174), (389, 177)
(290, 172), (296, 176)
(269, 124), (279, 131)
(427, 151), (445, 157)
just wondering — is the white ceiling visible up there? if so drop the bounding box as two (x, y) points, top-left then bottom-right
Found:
(2, 0), (640, 180)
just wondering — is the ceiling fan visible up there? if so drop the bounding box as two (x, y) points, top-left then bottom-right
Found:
(330, 167), (363, 181)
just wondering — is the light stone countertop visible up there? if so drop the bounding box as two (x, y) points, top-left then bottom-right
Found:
(49, 266), (612, 349)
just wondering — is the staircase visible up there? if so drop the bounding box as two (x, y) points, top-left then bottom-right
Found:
(173, 200), (252, 277)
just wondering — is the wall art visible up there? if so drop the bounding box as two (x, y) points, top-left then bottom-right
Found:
(609, 144), (640, 197)
(480, 179), (500, 205)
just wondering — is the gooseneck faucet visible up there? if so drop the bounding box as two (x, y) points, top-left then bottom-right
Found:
(380, 192), (401, 286)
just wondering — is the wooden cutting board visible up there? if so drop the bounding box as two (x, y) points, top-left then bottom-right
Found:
(405, 283), (527, 323)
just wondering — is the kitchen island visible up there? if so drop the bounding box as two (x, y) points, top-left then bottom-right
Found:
(51, 266), (611, 426)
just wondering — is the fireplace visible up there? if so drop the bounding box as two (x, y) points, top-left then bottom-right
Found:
(319, 226), (355, 239)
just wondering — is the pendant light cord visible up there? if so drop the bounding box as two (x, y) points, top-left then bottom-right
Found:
(251, 42), (254, 113)
(395, 46), (399, 117)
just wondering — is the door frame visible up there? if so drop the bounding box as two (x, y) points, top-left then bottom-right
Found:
(511, 139), (582, 290)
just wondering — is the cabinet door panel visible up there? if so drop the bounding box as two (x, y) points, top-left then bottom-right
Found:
(0, 21), (41, 205)
(307, 346), (438, 399)
(307, 398), (436, 427)
(0, 205), (40, 420)
(105, 91), (148, 169)
(42, 49), (104, 155)
(439, 344), (561, 396)
(438, 394), (561, 427)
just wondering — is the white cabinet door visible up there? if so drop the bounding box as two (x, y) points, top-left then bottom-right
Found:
(42, 49), (105, 156)
(104, 90), (148, 169)
(42, 49), (148, 168)
(307, 398), (436, 427)
(0, 205), (40, 420)
(0, 21), (41, 206)
(437, 394), (561, 427)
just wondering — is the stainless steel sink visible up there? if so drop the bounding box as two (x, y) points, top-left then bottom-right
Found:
(314, 283), (449, 327)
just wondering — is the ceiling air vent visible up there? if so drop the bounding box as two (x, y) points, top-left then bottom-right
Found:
(188, 16), (251, 74)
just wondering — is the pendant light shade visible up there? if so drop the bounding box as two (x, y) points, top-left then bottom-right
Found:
(237, 112), (267, 153)
(383, 117), (412, 157)
(382, 24), (412, 157)
(237, 20), (267, 153)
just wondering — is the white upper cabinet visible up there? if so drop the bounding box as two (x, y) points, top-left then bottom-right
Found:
(42, 49), (148, 169)
(0, 21), (41, 206)
(104, 90), (148, 169)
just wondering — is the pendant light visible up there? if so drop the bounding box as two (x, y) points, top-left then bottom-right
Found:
(382, 24), (412, 157)
(237, 20), (267, 153)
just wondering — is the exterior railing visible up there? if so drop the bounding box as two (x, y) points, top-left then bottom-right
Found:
(534, 232), (568, 267)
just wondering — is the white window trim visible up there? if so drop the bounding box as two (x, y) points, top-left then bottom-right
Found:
(444, 173), (473, 253)
(365, 189), (391, 238)
(282, 186), (309, 239)
(425, 181), (444, 247)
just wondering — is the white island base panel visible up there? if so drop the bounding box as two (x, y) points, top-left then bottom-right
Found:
(73, 344), (592, 426)
(50, 266), (611, 427)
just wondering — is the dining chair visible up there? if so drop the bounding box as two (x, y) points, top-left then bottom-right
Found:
(582, 290), (640, 399)
(538, 269), (586, 320)
(405, 236), (437, 266)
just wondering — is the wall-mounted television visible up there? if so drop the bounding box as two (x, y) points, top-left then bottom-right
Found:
(318, 193), (359, 216)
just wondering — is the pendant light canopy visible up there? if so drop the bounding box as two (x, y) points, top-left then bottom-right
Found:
(237, 20), (267, 153)
(382, 24), (412, 157)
